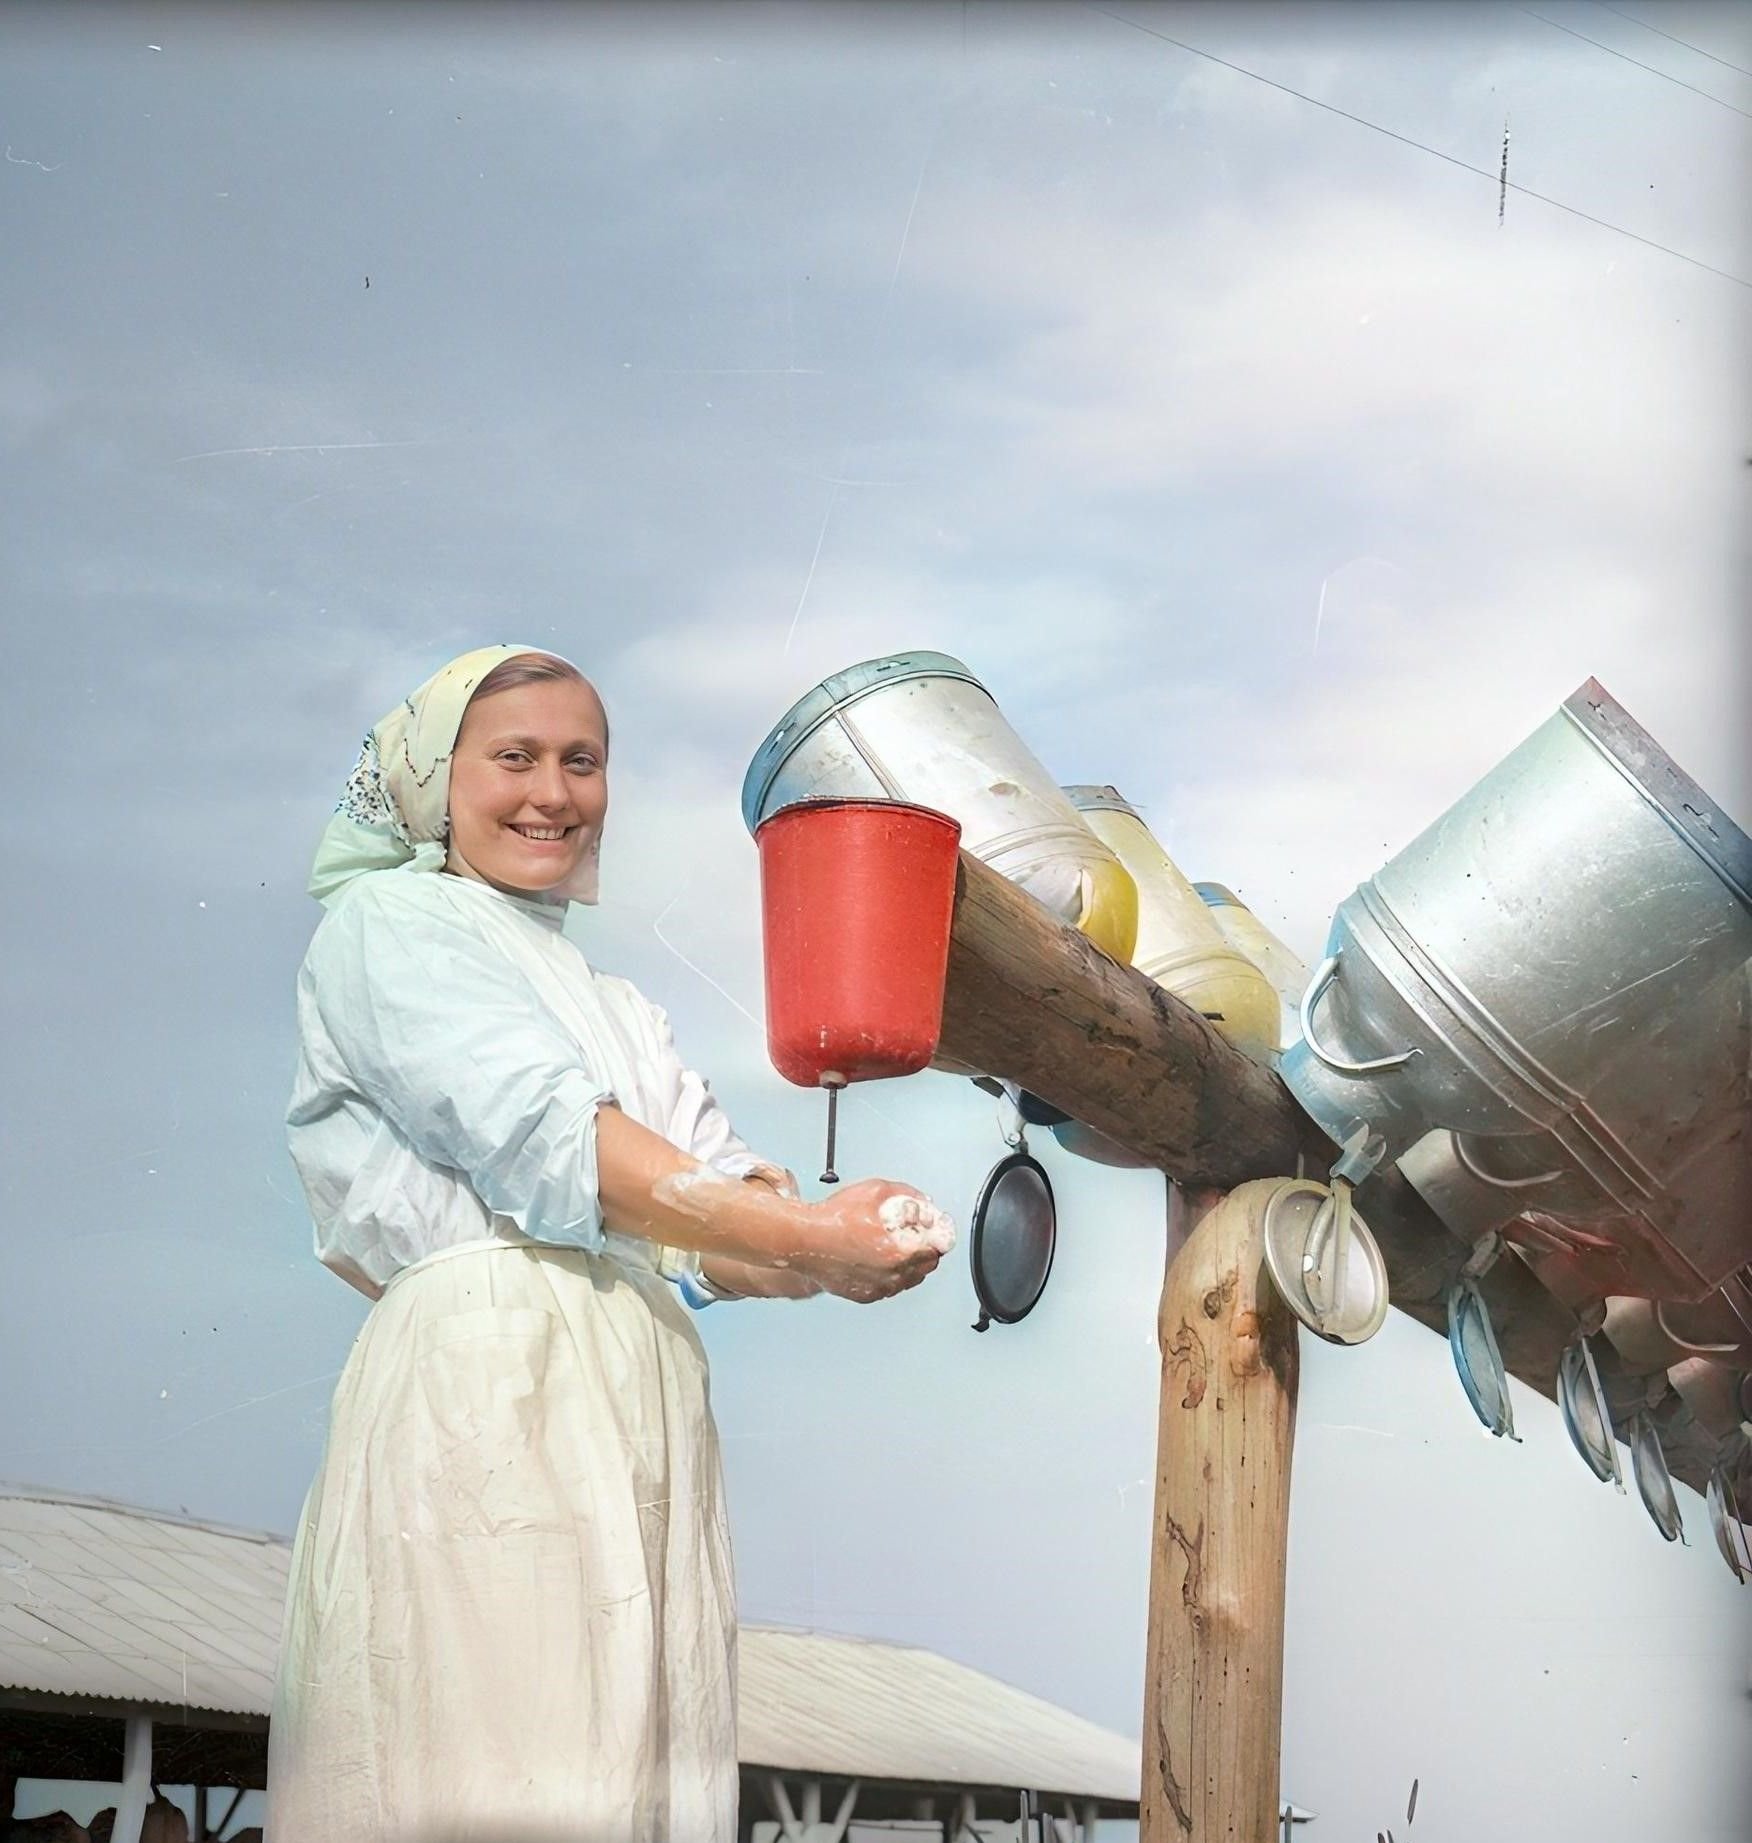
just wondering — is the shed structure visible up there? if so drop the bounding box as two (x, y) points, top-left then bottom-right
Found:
(0, 1485), (1144, 1841)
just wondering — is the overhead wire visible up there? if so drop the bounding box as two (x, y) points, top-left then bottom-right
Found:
(1594, 3), (1752, 81)
(1078, 2), (1751, 291)
(1516, 6), (1752, 119)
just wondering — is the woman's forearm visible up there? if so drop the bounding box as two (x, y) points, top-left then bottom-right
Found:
(594, 1104), (816, 1271)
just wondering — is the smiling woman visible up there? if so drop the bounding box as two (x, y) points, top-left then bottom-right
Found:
(443, 652), (611, 897)
(267, 646), (949, 1843)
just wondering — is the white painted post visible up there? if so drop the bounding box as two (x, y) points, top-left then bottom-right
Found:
(112, 1716), (152, 1843)
(766, 1775), (804, 1842)
(822, 1779), (860, 1842)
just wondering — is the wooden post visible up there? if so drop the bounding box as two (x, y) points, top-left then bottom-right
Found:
(1143, 1181), (1299, 1842)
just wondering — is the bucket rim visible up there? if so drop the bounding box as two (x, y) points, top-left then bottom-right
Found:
(1062, 782), (1139, 818)
(1564, 679), (1752, 909)
(752, 794), (964, 842)
(740, 650), (985, 833)
(1193, 880), (1243, 908)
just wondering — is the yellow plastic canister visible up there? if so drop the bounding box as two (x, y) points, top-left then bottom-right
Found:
(1064, 787), (1280, 1062)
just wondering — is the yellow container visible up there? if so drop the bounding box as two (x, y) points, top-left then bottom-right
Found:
(1064, 788), (1279, 1063)
(1066, 852), (1140, 966)
(1193, 882), (1310, 1055)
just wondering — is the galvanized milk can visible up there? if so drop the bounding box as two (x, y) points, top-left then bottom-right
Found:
(1064, 786), (1279, 1063)
(742, 652), (1139, 964)
(1282, 681), (1752, 1180)
(1394, 955), (1751, 1298)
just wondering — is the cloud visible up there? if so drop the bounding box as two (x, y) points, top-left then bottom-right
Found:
(902, 175), (1741, 542)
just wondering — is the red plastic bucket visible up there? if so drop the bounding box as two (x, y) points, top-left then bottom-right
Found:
(755, 798), (962, 1088)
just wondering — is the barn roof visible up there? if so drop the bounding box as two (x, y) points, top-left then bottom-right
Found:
(0, 1484), (1140, 1806)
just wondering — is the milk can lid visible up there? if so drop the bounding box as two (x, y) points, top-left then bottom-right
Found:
(1706, 1463), (1751, 1583)
(1260, 1180), (1389, 1346)
(1557, 1337), (1622, 1486)
(1447, 1277), (1517, 1439)
(1630, 1411), (1684, 1543)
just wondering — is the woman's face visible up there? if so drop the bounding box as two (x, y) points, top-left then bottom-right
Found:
(446, 676), (610, 894)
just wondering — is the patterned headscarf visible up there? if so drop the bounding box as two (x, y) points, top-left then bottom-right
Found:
(308, 645), (603, 908)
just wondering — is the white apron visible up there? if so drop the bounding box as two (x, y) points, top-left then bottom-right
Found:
(265, 1237), (737, 1843)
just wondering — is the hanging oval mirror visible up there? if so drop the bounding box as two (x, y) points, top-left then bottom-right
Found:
(969, 1150), (1057, 1331)
(1705, 1463), (1751, 1583)
(1447, 1277), (1517, 1439)
(1557, 1337), (1622, 1486)
(1629, 1411), (1684, 1543)
(1260, 1179), (1389, 1344)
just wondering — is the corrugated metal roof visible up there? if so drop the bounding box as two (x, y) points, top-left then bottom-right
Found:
(0, 1486), (1140, 1803)
(738, 1624), (1139, 1800)
(0, 1485), (288, 1718)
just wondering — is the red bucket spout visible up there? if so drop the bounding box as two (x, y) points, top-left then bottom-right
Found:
(755, 799), (962, 1089)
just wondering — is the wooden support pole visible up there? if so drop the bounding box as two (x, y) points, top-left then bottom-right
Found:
(934, 849), (1721, 1494)
(1143, 1183), (1299, 1843)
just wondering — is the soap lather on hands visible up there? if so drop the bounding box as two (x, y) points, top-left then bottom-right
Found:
(876, 1191), (958, 1255)
(656, 1152), (954, 1305)
(798, 1176), (956, 1302)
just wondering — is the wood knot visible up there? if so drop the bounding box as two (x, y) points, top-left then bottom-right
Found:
(1199, 1271), (1237, 1320)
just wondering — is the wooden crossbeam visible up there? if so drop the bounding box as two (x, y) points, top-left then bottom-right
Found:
(933, 850), (1720, 1496)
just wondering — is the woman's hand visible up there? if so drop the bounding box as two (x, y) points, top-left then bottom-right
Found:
(597, 1108), (947, 1303)
(789, 1178), (955, 1303)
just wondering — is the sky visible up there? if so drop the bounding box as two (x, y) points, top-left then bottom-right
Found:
(2, 2), (1749, 1837)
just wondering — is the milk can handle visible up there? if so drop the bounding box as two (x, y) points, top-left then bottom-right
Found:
(1451, 1132), (1565, 1190)
(1653, 1301), (1744, 1356)
(1299, 954), (1421, 1076)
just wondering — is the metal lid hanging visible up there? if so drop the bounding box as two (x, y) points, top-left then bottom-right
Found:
(1629, 1411), (1684, 1542)
(1705, 1463), (1751, 1583)
(1259, 1178), (1389, 1345)
(1556, 1337), (1622, 1487)
(1447, 1277), (1518, 1439)
(969, 1150), (1057, 1331)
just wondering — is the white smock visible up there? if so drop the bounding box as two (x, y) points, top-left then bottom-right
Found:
(266, 865), (773, 1843)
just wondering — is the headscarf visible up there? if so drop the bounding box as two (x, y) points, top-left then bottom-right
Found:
(309, 645), (603, 908)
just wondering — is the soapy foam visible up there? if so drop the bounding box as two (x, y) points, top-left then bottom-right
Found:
(651, 1167), (739, 1220)
(879, 1192), (958, 1255)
